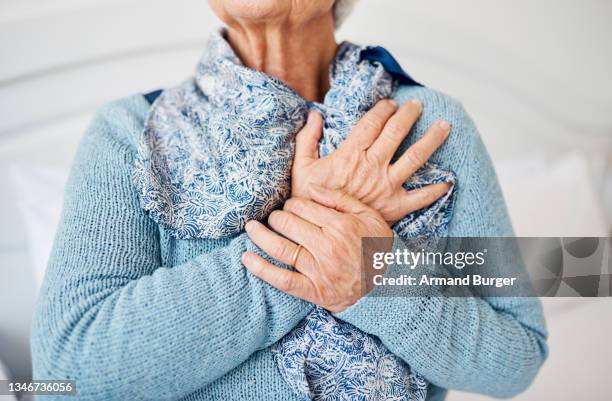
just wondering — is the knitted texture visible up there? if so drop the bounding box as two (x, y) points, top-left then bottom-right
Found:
(136, 33), (453, 399)
(31, 85), (548, 401)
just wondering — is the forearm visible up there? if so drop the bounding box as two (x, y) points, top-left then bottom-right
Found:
(31, 111), (313, 400)
(335, 89), (548, 396)
(33, 234), (312, 400)
(335, 289), (547, 397)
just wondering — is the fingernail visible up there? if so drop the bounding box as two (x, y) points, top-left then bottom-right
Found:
(268, 211), (280, 226)
(388, 99), (398, 108)
(241, 253), (250, 264)
(438, 120), (451, 132)
(307, 110), (315, 123)
(410, 99), (422, 110)
(245, 221), (255, 233)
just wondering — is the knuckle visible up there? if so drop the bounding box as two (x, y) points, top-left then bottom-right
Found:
(354, 164), (370, 182)
(270, 210), (289, 231)
(365, 148), (384, 167)
(384, 121), (406, 140)
(320, 240), (334, 255)
(280, 275), (296, 292)
(337, 215), (355, 230)
(404, 147), (425, 168)
(287, 198), (305, 215)
(344, 149), (360, 165)
(363, 115), (385, 132)
(272, 242), (291, 260)
(284, 198), (297, 211)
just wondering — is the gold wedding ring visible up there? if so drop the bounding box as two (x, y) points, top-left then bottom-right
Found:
(291, 244), (303, 267)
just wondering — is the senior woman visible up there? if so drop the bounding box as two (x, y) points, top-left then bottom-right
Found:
(31, 0), (548, 400)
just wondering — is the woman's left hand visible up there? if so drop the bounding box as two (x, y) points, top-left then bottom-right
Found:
(242, 185), (392, 313)
(291, 99), (451, 224)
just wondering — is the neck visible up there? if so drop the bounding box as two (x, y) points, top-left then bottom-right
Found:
(225, 16), (337, 102)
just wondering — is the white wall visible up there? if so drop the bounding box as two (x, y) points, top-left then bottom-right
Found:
(0, 0), (611, 399)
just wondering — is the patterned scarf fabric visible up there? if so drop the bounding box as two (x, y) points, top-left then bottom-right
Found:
(134, 30), (456, 400)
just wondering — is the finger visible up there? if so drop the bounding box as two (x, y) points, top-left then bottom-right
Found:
(294, 110), (323, 166)
(339, 99), (398, 152)
(283, 197), (344, 228)
(244, 220), (315, 272)
(368, 99), (422, 163)
(268, 210), (323, 250)
(242, 252), (314, 299)
(387, 183), (451, 222)
(308, 184), (373, 215)
(389, 119), (451, 185)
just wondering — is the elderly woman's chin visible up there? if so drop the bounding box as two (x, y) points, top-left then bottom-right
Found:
(208, 0), (335, 23)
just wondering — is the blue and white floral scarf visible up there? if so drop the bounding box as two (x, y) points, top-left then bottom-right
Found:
(134, 30), (456, 401)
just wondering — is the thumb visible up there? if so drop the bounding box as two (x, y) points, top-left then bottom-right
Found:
(294, 110), (322, 166)
(308, 184), (372, 215)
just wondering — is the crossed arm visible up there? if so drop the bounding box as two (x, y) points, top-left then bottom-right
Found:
(31, 98), (448, 400)
(243, 91), (548, 397)
(31, 92), (547, 400)
(31, 111), (316, 399)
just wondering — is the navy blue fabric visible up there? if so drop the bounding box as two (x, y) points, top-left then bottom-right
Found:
(144, 89), (163, 105)
(361, 46), (423, 87)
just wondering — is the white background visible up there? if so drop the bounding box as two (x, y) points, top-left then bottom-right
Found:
(0, 1), (611, 400)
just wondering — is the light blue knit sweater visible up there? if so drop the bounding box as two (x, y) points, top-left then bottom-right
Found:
(31, 85), (548, 401)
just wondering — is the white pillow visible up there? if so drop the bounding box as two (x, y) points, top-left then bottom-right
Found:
(8, 163), (69, 290)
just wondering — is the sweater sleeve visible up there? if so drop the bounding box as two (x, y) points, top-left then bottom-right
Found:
(30, 101), (313, 401)
(334, 90), (548, 398)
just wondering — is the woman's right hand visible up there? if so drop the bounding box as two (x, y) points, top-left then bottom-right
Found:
(243, 185), (393, 313)
(291, 99), (452, 224)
